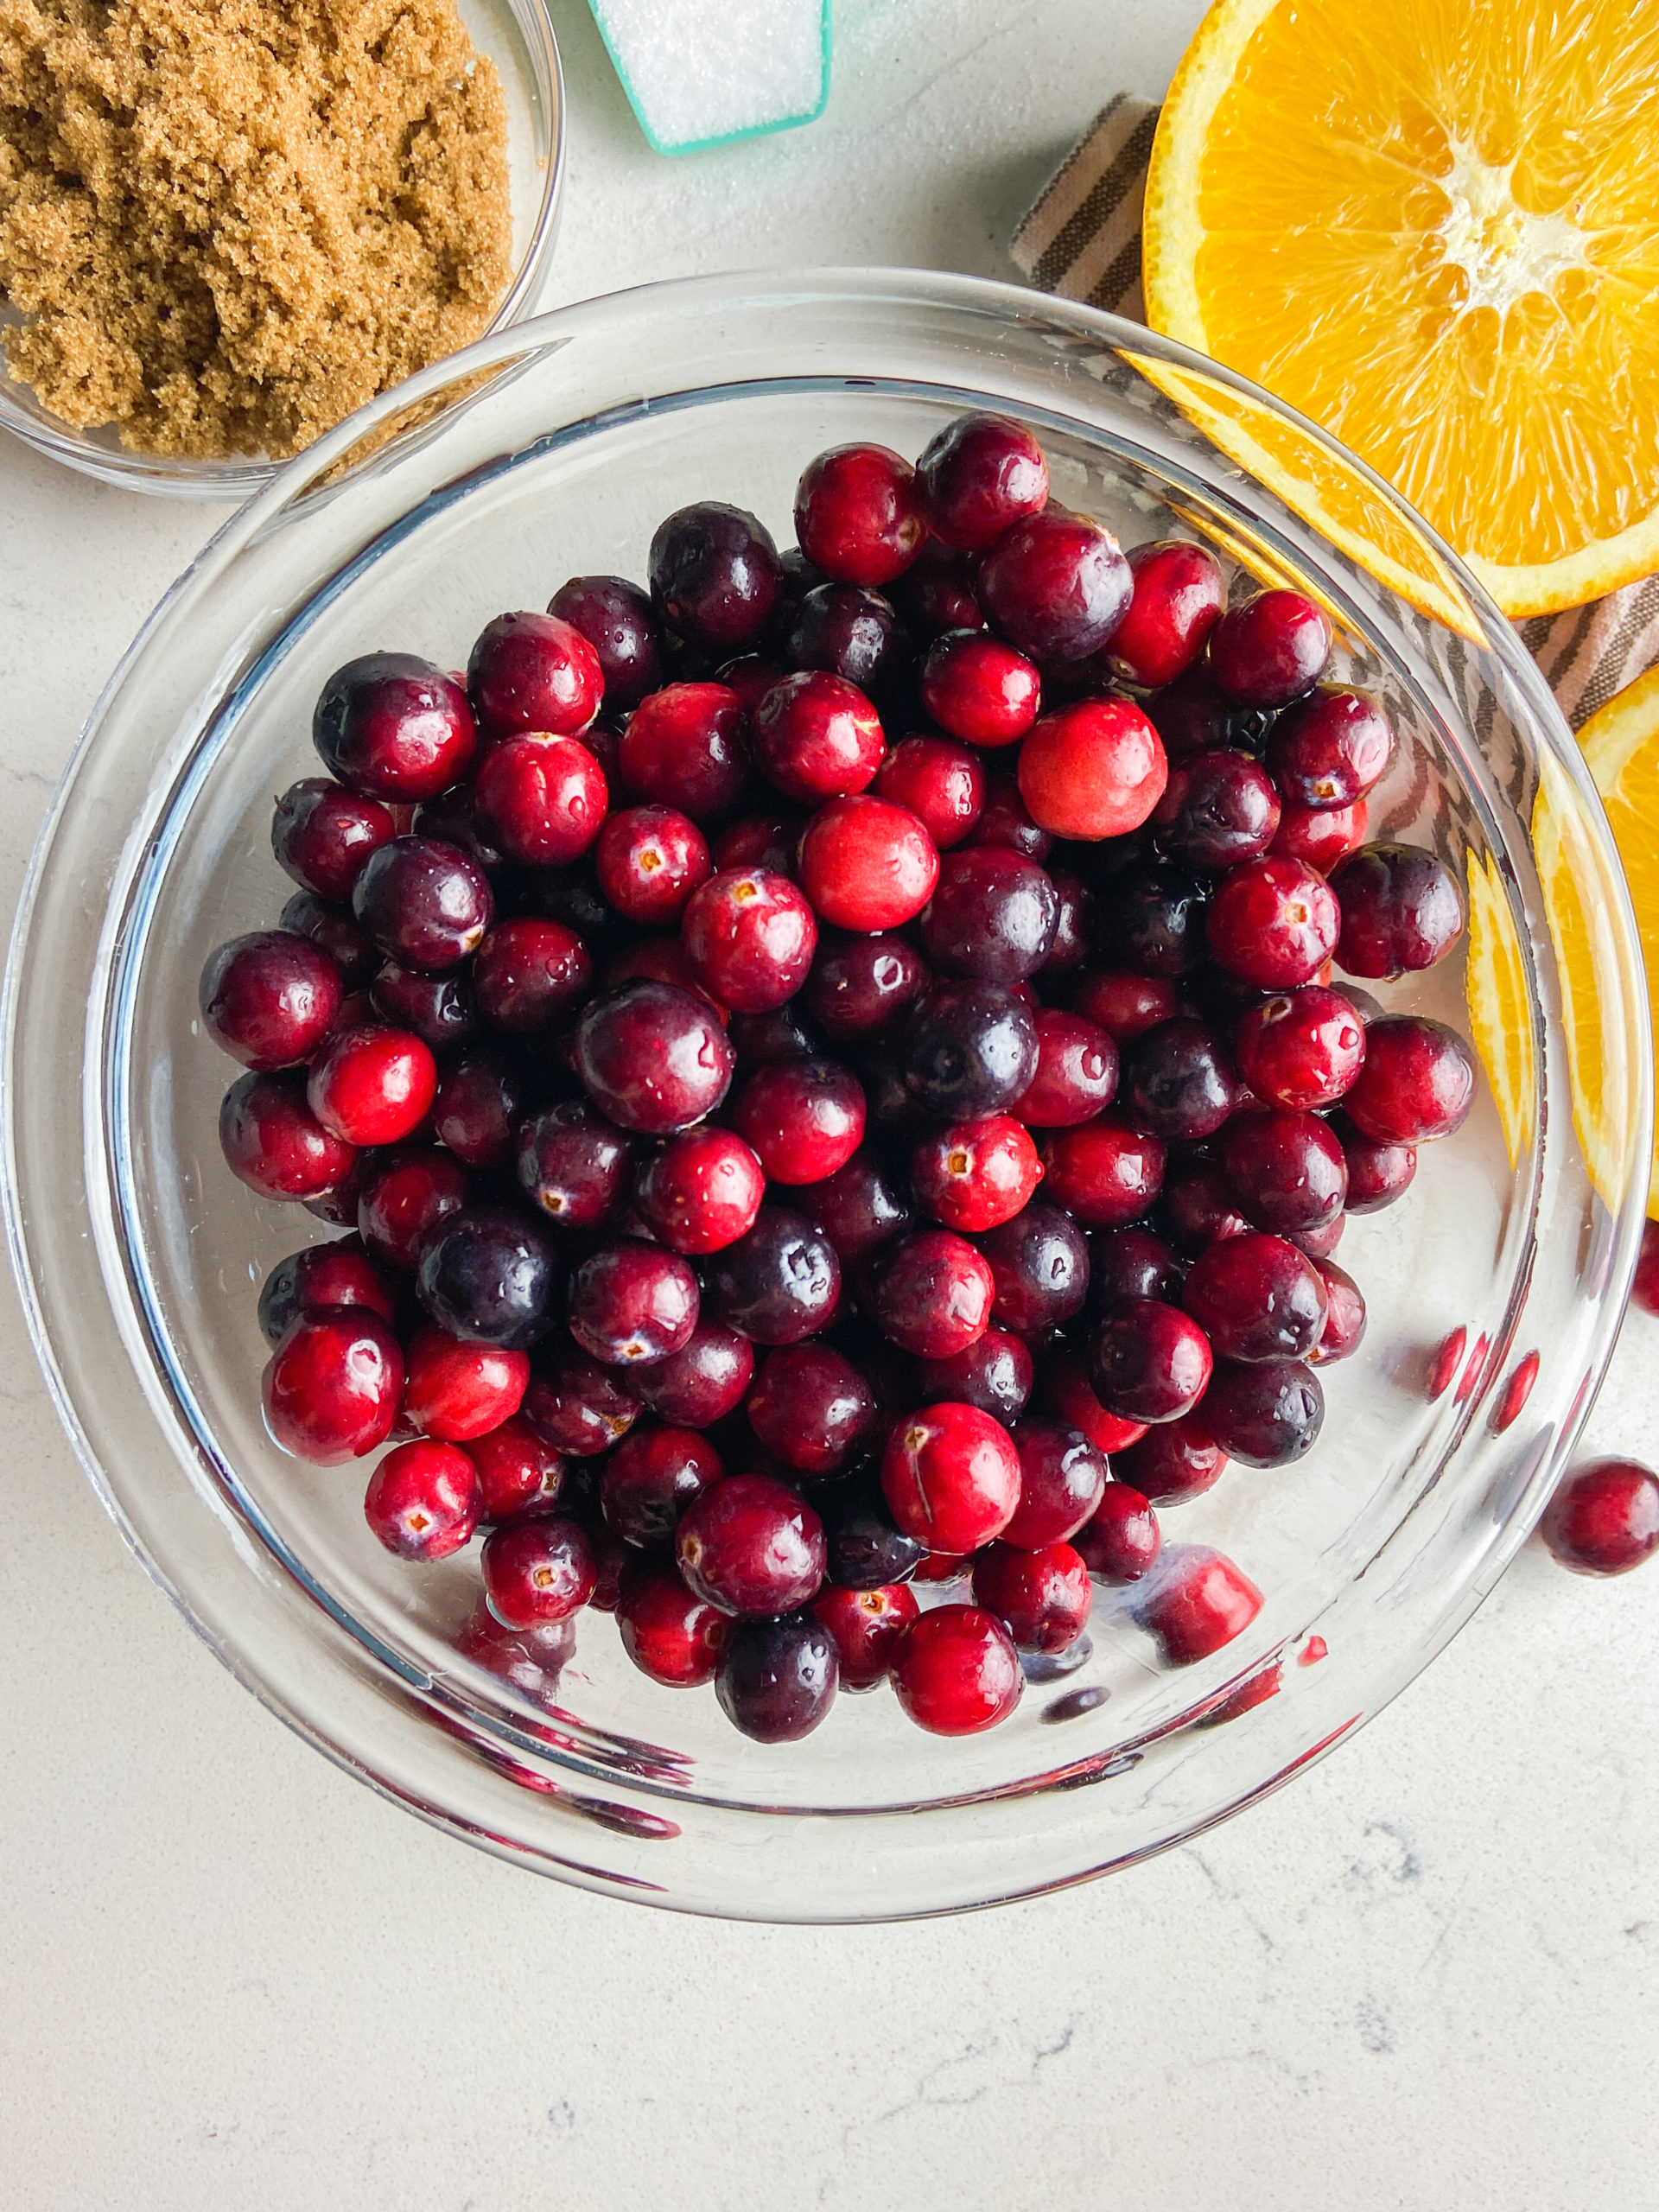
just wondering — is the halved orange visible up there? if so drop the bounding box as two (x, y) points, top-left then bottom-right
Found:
(1143, 0), (1659, 618)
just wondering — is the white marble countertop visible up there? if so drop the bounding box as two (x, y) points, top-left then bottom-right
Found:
(3, 3), (1656, 2203)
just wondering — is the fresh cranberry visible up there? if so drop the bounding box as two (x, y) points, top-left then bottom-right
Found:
(1074, 1483), (1162, 1582)
(1090, 1297), (1213, 1425)
(523, 1343), (640, 1455)
(1012, 1010), (1119, 1128)
(1235, 986), (1366, 1110)
(892, 1604), (1022, 1733)
(1208, 588), (1331, 707)
(356, 1146), (470, 1268)
(600, 1423), (724, 1548)
(902, 982), (1040, 1121)
(482, 1515), (597, 1627)
(1018, 698), (1166, 840)
(747, 1342), (876, 1475)
(909, 1116), (1039, 1233)
(1200, 1357), (1324, 1465)
(712, 811), (802, 877)
(649, 502), (784, 653)
(1151, 748), (1281, 871)
(410, 783), (507, 877)
(372, 962), (479, 1053)
(547, 575), (663, 713)
(806, 931), (930, 1042)
(1108, 539), (1225, 686)
(732, 1057), (866, 1185)
(1036, 1350), (1147, 1452)
(1223, 1109), (1348, 1236)
(474, 734), (606, 869)
(972, 1541), (1092, 1652)
(219, 1071), (355, 1199)
(918, 632), (1040, 747)
(809, 1583), (919, 1691)
(402, 1325), (528, 1440)
(200, 931), (344, 1070)
(1182, 1231), (1327, 1363)
(280, 890), (378, 989)
(916, 1327), (1033, 1423)
(1309, 1256), (1366, 1363)
(1121, 1017), (1237, 1142)
(631, 1321), (753, 1427)
(1101, 862), (1208, 978)
(1038, 1114), (1165, 1226)
(889, 540), (984, 636)
(1271, 795), (1370, 874)
(304, 1024), (435, 1147)
(1330, 1109), (1416, 1211)
(881, 1402), (1020, 1553)
(702, 1205), (841, 1344)
(797, 795), (940, 931)
(752, 671), (884, 804)
(799, 1151), (913, 1262)
(1089, 1225), (1185, 1307)
(593, 806), (711, 926)
(1116, 1416), (1228, 1503)
(681, 867), (817, 1013)
(632, 1127), (765, 1254)
(1140, 1548), (1262, 1663)
(272, 779), (396, 903)
(1329, 842), (1465, 977)
(967, 777), (1053, 860)
(1001, 1418), (1109, 1547)
(257, 1237), (397, 1346)
(616, 1557), (731, 1685)
(675, 1472), (825, 1616)
(917, 412), (1048, 549)
(467, 610), (603, 739)
(873, 735), (985, 849)
(262, 1308), (403, 1462)
(427, 1053), (519, 1169)
(1343, 1015), (1476, 1143)
(572, 979), (735, 1133)
(782, 583), (911, 697)
(920, 848), (1059, 984)
(1540, 1459), (1659, 1575)
(1205, 855), (1338, 988)
(1268, 687), (1394, 808)
(1147, 663), (1235, 761)
(466, 1414), (565, 1522)
(1072, 970), (1184, 1041)
(1160, 1154), (1253, 1254)
(417, 1207), (560, 1348)
(980, 506), (1131, 663)
(507, 1102), (623, 1228)
(363, 1440), (481, 1560)
(1290, 1213), (1346, 1262)
(820, 1487), (926, 1588)
(352, 836), (493, 974)
(867, 1229), (995, 1359)
(716, 1613), (839, 1739)
(314, 652), (477, 801)
(1633, 1219), (1659, 1316)
(604, 935), (731, 1019)
(794, 443), (925, 586)
(978, 1202), (1090, 1333)
(1042, 872), (1092, 973)
(567, 1240), (698, 1367)
(620, 684), (752, 824)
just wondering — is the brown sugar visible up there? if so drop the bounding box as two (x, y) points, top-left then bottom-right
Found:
(0, 0), (514, 459)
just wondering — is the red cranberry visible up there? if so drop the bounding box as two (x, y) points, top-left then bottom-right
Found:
(1038, 1114), (1165, 1227)
(920, 847), (1059, 984)
(1343, 1015), (1476, 1143)
(797, 795), (940, 931)
(1152, 747), (1281, 870)
(482, 1515), (597, 1627)
(795, 443), (925, 587)
(605, 934), (731, 1018)
(356, 1146), (470, 1268)
(314, 652), (476, 800)
(1309, 1256), (1366, 1363)
(509, 1102), (625, 1228)
(782, 583), (911, 697)
(806, 931), (930, 1042)
(262, 1308), (403, 1462)
(594, 806), (711, 925)
(280, 890), (378, 989)
(919, 632), (1041, 747)
(1200, 1357), (1324, 1465)
(1223, 1109), (1348, 1236)
(1540, 1459), (1659, 1575)
(1013, 1009), (1119, 1128)
(800, 1151), (913, 1262)
(363, 1440), (481, 1560)
(633, 1127), (763, 1254)
(1090, 1299), (1212, 1424)
(1208, 588), (1331, 707)
(474, 734), (607, 869)
(978, 1201), (1090, 1333)
(911, 1116), (1040, 1233)
(617, 1557), (731, 1685)
(1002, 1419), (1109, 1547)
(1116, 1416), (1228, 1503)
(467, 611), (603, 738)
(703, 1205), (841, 1344)
(751, 670), (884, 804)
(1042, 872), (1092, 973)
(712, 811), (802, 876)
(716, 1613), (839, 1739)
(1121, 1017), (1237, 1142)
(573, 979), (735, 1133)
(1074, 1483), (1162, 1582)
(917, 412), (1047, 550)
(1140, 1547), (1262, 1663)
(868, 1229), (995, 1359)
(416, 1206), (560, 1348)
(1182, 1231), (1328, 1363)
(1330, 1109), (1416, 1211)
(1160, 1154), (1252, 1254)
(681, 867), (817, 1013)
(372, 962), (479, 1053)
(305, 1024), (435, 1147)
(601, 1423), (724, 1548)
(1329, 842), (1465, 977)
(466, 1415), (565, 1522)
(219, 1071), (356, 1199)
(972, 1541), (1092, 1653)
(675, 1472), (825, 1617)
(632, 1320), (753, 1425)
(257, 1237), (397, 1346)
(427, 1053), (518, 1169)
(874, 734), (986, 849)
(568, 1240), (699, 1366)
(916, 1327), (1033, 1423)
(523, 1343), (640, 1455)
(880, 1402), (1020, 1553)
(1205, 855), (1338, 988)
(352, 836), (493, 974)
(1018, 697), (1167, 840)
(1633, 1219), (1659, 1315)
(620, 683), (751, 823)
(810, 1582), (919, 1691)
(1290, 1212), (1346, 1262)
(1271, 795), (1370, 874)
(748, 1343), (876, 1475)
(1073, 969), (1183, 1041)
(649, 502), (784, 653)
(980, 505), (1132, 663)
(272, 779), (396, 902)
(732, 1057), (867, 1185)
(200, 931), (344, 1070)
(1108, 539), (1225, 686)
(902, 982), (1040, 1121)
(967, 777), (1053, 860)
(404, 1325), (528, 1440)
(1036, 1348), (1149, 1452)
(1268, 687), (1394, 808)
(547, 575), (663, 713)
(470, 917), (589, 1037)
(892, 1604), (1022, 1733)
(1236, 986), (1366, 1110)
(1101, 861), (1208, 977)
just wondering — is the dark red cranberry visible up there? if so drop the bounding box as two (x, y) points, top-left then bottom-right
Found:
(1329, 1110), (1416, 1211)
(1107, 539), (1225, 686)
(633, 1127), (766, 1254)
(416, 1206), (560, 1348)
(702, 1205), (841, 1344)
(1343, 1015), (1476, 1143)
(1002, 1419), (1109, 1547)
(631, 1320), (753, 1427)
(594, 805), (710, 925)
(1208, 588), (1331, 707)
(1236, 986), (1366, 1110)
(1101, 862), (1208, 978)
(1074, 1483), (1161, 1581)
(1013, 1009), (1119, 1128)
(919, 632), (1041, 747)
(716, 1612), (839, 1739)
(1289, 1212), (1346, 1262)
(888, 539), (983, 637)
(1271, 795), (1370, 874)
(257, 1237), (397, 1347)
(902, 982), (1039, 1121)
(567, 1240), (698, 1366)
(313, 652), (476, 801)
(523, 1342), (640, 1455)
(972, 1541), (1091, 1653)
(881, 1402), (1020, 1553)
(352, 836), (493, 973)
(800, 1150), (914, 1262)
(781, 583), (911, 699)
(604, 934), (728, 1017)
(572, 979), (735, 1134)
(1159, 1154), (1252, 1255)
(280, 890), (378, 989)
(920, 847), (1059, 984)
(1329, 842), (1465, 977)
(650, 502), (784, 653)
(516, 1102), (630, 1228)
(1038, 1348), (1150, 1453)
(619, 683), (751, 823)
(979, 507), (1131, 664)
(1121, 1017), (1237, 1142)
(715, 656), (787, 714)
(820, 1488), (925, 1589)
(806, 932), (930, 1042)
(306, 1024), (435, 1147)
(978, 1201), (1090, 1333)
(732, 1057), (867, 1185)
(1038, 1114), (1165, 1226)
(1146, 662), (1234, 762)
(1018, 697), (1167, 840)
(411, 784), (508, 877)
(467, 611), (603, 739)
(1089, 1299), (1212, 1422)
(1223, 1109), (1348, 1236)
(1633, 1219), (1659, 1316)
(1309, 1256), (1366, 1363)
(1268, 687), (1394, 808)
(1139, 1547), (1262, 1663)
(1090, 1225), (1185, 1307)
(867, 1229), (995, 1359)
(1540, 1459), (1659, 1576)
(547, 575), (663, 713)
(1116, 1416), (1228, 1503)
(892, 1604), (1022, 1733)
(482, 1515), (596, 1627)
(262, 1308), (403, 1462)
(748, 1343), (876, 1474)
(601, 1424), (724, 1548)
(1199, 1357), (1324, 1465)
(219, 1071), (356, 1199)
(681, 867), (817, 1013)
(1205, 855), (1338, 988)
(712, 811), (802, 877)
(467, 1415), (565, 1522)
(873, 735), (985, 849)
(372, 962), (479, 1053)
(967, 776), (1053, 859)
(272, 779), (396, 902)
(917, 411), (1048, 550)
(1182, 1231), (1328, 1363)
(403, 1325), (528, 1440)
(429, 1052), (520, 1169)
(797, 795), (940, 931)
(617, 1558), (731, 1685)
(794, 443), (925, 587)
(916, 1326), (1033, 1422)
(1042, 872), (1092, 972)
(200, 931), (344, 1071)
(810, 1582), (919, 1691)
(1152, 747), (1281, 871)
(356, 1146), (470, 1268)
(364, 1440), (481, 1560)
(1073, 969), (1184, 1041)
(675, 1472), (825, 1617)
(911, 1115), (1040, 1233)
(474, 734), (607, 869)
(752, 670), (885, 805)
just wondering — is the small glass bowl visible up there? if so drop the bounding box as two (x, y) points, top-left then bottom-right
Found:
(4, 271), (1649, 1919)
(0, 0), (564, 500)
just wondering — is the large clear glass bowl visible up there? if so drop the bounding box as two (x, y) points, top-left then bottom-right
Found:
(4, 271), (1649, 1919)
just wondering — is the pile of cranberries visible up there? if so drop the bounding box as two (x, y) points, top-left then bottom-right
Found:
(200, 411), (1481, 1745)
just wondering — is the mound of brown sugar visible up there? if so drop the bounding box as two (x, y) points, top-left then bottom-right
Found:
(0, 0), (512, 459)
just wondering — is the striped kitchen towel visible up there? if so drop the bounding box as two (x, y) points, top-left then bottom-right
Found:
(1010, 92), (1659, 728)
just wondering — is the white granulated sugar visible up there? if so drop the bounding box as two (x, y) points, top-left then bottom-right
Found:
(593, 0), (827, 149)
